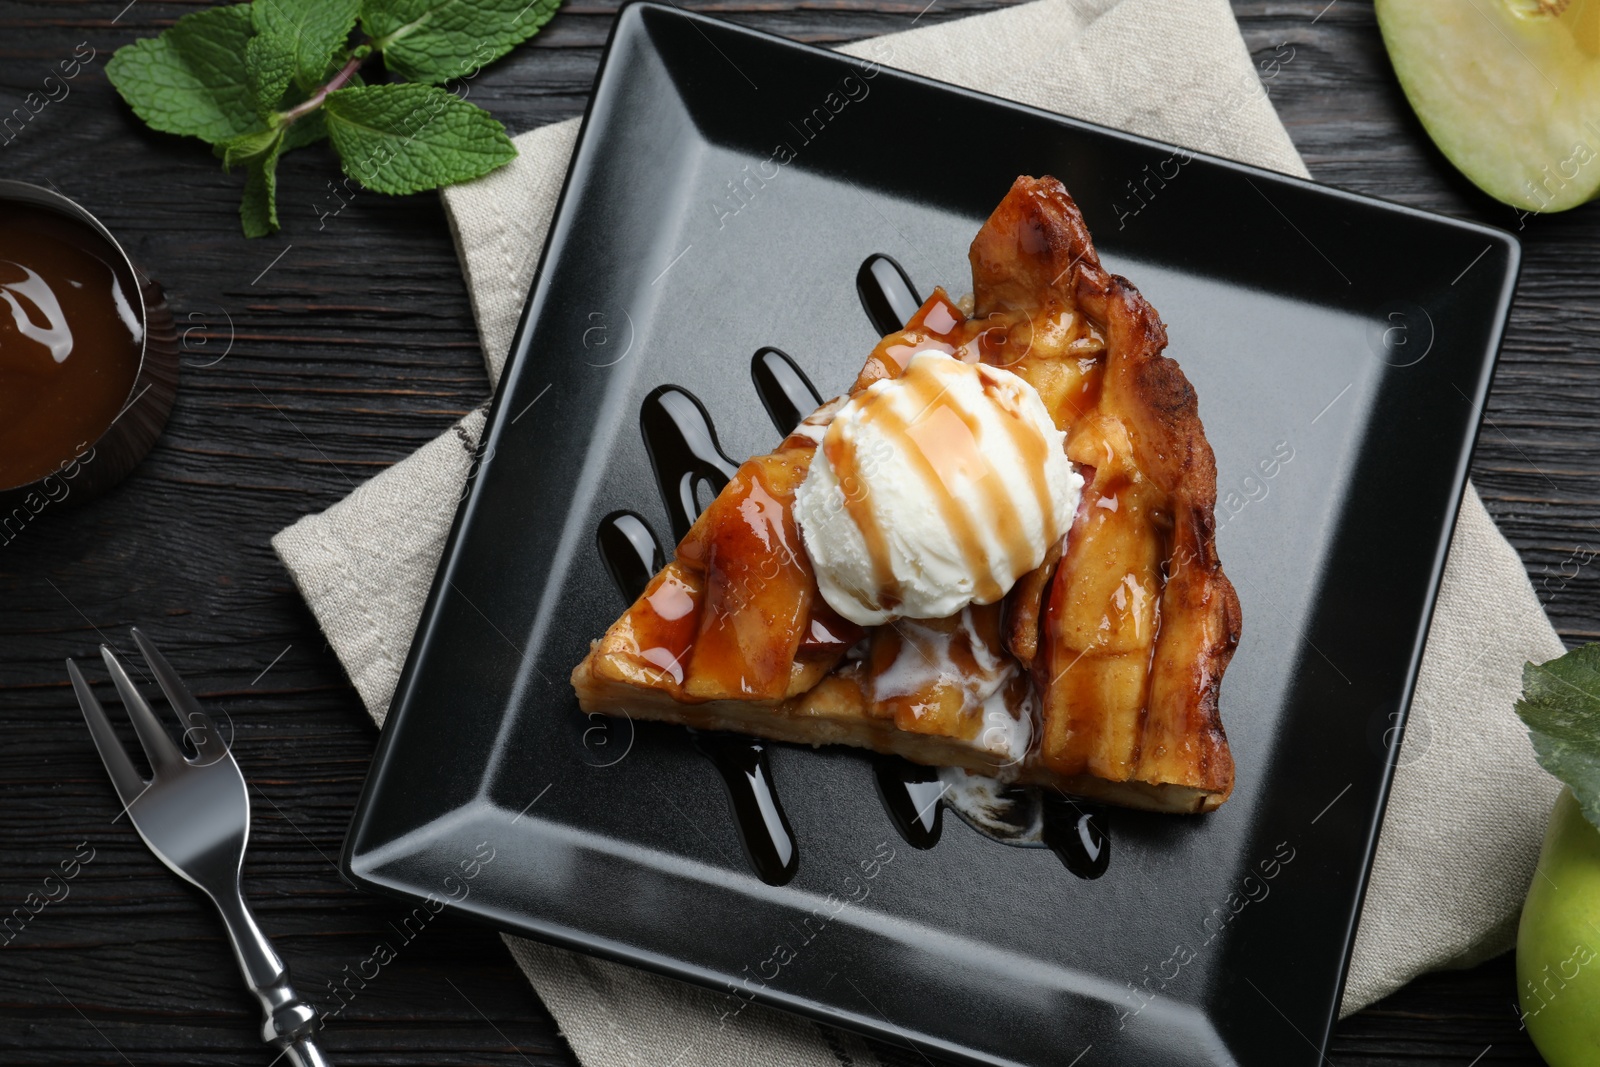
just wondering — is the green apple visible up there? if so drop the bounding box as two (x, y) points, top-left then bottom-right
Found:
(1518, 787), (1600, 1063)
(1376, 0), (1600, 212)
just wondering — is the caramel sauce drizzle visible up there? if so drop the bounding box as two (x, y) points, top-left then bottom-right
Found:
(979, 369), (1061, 549)
(824, 425), (901, 610)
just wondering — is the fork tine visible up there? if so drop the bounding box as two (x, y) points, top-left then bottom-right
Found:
(67, 658), (146, 805)
(99, 645), (185, 772)
(130, 627), (222, 758)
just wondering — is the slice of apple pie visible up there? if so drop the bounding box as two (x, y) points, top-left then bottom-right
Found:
(571, 176), (1241, 814)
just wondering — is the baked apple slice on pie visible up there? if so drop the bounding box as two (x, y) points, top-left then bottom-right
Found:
(571, 176), (1241, 814)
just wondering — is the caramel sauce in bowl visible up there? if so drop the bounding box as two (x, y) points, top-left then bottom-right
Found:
(0, 181), (177, 517)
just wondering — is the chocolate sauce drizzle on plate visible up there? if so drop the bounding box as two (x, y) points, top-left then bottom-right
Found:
(691, 732), (799, 885)
(595, 511), (662, 602)
(592, 253), (1111, 884)
(872, 756), (943, 850)
(856, 253), (924, 338)
(640, 384), (740, 541)
(751, 347), (822, 434)
(1041, 792), (1111, 879)
(930, 773), (1110, 879)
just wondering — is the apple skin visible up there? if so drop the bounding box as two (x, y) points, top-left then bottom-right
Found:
(1518, 787), (1600, 1064)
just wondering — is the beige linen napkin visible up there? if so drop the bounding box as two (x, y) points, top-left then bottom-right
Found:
(273, 0), (1565, 1058)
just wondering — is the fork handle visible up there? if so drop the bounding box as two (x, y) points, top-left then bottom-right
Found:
(212, 887), (331, 1065)
(283, 1040), (331, 1067)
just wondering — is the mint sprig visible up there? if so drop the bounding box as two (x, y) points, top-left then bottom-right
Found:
(106, 0), (551, 237)
(1516, 645), (1600, 831)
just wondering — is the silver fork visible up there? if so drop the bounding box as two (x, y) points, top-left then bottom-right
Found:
(68, 627), (329, 1067)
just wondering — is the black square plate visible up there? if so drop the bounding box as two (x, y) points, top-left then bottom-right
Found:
(341, 6), (1519, 1064)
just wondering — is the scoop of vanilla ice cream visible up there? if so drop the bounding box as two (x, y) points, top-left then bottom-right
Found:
(794, 350), (1082, 626)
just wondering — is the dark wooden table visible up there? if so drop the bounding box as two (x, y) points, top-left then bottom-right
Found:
(0, 0), (1580, 1063)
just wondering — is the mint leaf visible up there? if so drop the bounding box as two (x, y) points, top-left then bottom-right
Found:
(1517, 645), (1600, 831)
(218, 126), (282, 169)
(360, 0), (559, 86)
(218, 126), (285, 235)
(106, 4), (260, 144)
(245, 33), (296, 114)
(252, 0), (360, 91)
(240, 146), (283, 238)
(323, 83), (515, 194)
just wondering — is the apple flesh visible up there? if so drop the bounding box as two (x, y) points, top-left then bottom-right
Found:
(1517, 787), (1600, 1063)
(1376, 0), (1600, 212)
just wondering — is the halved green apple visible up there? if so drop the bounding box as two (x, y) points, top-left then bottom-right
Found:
(1377, 0), (1600, 212)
